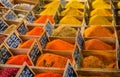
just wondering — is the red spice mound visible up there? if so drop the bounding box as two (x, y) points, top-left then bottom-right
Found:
(6, 55), (32, 66)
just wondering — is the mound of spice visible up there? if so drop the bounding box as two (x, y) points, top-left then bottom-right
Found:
(52, 25), (77, 37)
(85, 39), (113, 50)
(34, 72), (62, 77)
(36, 53), (68, 68)
(0, 68), (19, 77)
(84, 25), (114, 37)
(45, 39), (74, 51)
(25, 26), (44, 36)
(83, 56), (104, 68)
(34, 15), (54, 24)
(6, 55), (32, 66)
(18, 38), (36, 48)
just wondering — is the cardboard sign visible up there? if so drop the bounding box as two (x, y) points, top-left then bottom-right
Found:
(0, 44), (12, 64)
(16, 63), (35, 77)
(26, 12), (35, 23)
(5, 32), (22, 48)
(39, 32), (50, 49)
(44, 20), (53, 36)
(4, 10), (17, 21)
(63, 60), (77, 77)
(1, 0), (13, 8)
(76, 29), (84, 49)
(0, 19), (8, 32)
(28, 41), (42, 65)
(60, 0), (66, 7)
(73, 44), (83, 68)
(17, 22), (28, 35)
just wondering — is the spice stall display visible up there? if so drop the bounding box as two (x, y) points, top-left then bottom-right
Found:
(0, 0), (120, 77)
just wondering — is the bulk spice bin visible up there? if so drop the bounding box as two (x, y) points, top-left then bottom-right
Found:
(0, 0), (120, 77)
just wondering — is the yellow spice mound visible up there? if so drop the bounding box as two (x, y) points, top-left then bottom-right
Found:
(59, 16), (82, 25)
(84, 25), (114, 37)
(89, 15), (112, 25)
(91, 9), (112, 16)
(92, 0), (110, 9)
(65, 0), (84, 9)
(61, 8), (83, 17)
(44, 0), (60, 8)
(40, 8), (57, 15)
(117, 2), (120, 8)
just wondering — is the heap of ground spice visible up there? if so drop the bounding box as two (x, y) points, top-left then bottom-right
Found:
(84, 25), (114, 37)
(34, 15), (54, 24)
(45, 39), (74, 51)
(34, 72), (62, 77)
(18, 38), (36, 48)
(85, 39), (113, 50)
(25, 26), (44, 36)
(6, 55), (32, 66)
(0, 68), (19, 77)
(36, 53), (68, 68)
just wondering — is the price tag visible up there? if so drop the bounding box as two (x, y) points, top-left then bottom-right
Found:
(1, 0), (13, 8)
(63, 60), (77, 77)
(0, 19), (8, 32)
(17, 22), (28, 35)
(26, 12), (35, 23)
(4, 10), (17, 21)
(0, 44), (12, 64)
(16, 63), (35, 77)
(44, 20), (54, 36)
(73, 44), (83, 68)
(76, 29), (84, 49)
(39, 32), (50, 49)
(28, 41), (42, 65)
(60, 0), (66, 7)
(5, 32), (22, 48)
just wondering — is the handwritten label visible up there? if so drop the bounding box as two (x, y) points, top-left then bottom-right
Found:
(5, 10), (17, 21)
(1, 0), (13, 8)
(63, 60), (77, 77)
(73, 44), (82, 68)
(28, 42), (42, 65)
(0, 44), (12, 64)
(26, 12), (35, 23)
(0, 19), (8, 32)
(77, 29), (84, 49)
(44, 21), (53, 36)
(60, 0), (66, 7)
(5, 32), (22, 48)
(19, 65), (34, 77)
(17, 22), (28, 35)
(39, 32), (49, 49)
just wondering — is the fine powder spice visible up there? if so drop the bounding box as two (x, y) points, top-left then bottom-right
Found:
(18, 38), (36, 48)
(65, 0), (84, 9)
(34, 72), (62, 77)
(45, 39), (74, 51)
(59, 15), (82, 25)
(82, 56), (104, 68)
(6, 55), (32, 66)
(52, 25), (77, 37)
(92, 0), (110, 9)
(36, 53), (68, 68)
(25, 26), (44, 36)
(89, 15), (112, 25)
(85, 39), (113, 50)
(34, 15), (54, 24)
(84, 25), (114, 37)
(0, 68), (19, 77)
